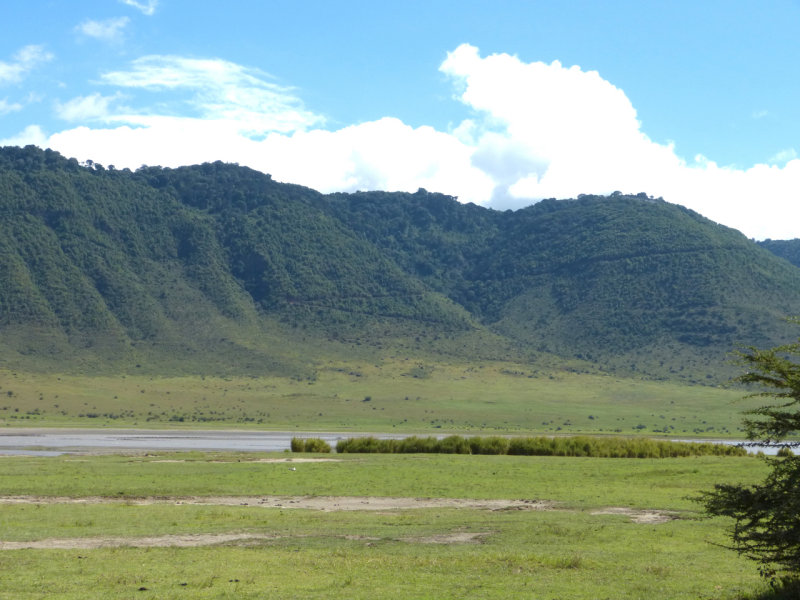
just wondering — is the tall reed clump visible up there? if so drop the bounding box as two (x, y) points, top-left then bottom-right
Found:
(290, 437), (332, 453)
(334, 435), (748, 457)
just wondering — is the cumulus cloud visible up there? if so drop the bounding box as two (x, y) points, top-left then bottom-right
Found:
(0, 45), (53, 85)
(0, 124), (48, 147)
(9, 44), (800, 239)
(120, 0), (158, 16)
(75, 17), (130, 42)
(438, 44), (800, 238)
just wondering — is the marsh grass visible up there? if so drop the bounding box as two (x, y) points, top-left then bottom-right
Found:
(290, 437), (332, 452)
(335, 434), (747, 457)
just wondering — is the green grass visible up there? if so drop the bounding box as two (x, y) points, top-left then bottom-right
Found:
(0, 360), (758, 437)
(0, 452), (767, 510)
(0, 451), (777, 598)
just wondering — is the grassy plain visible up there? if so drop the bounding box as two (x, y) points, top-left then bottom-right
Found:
(0, 451), (779, 599)
(0, 360), (758, 436)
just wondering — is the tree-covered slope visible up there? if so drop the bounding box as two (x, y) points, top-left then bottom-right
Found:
(0, 147), (477, 374)
(759, 238), (800, 268)
(2, 146), (800, 381)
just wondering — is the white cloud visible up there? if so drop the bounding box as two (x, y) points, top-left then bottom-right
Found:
(55, 93), (121, 122)
(0, 45), (53, 85)
(0, 124), (48, 147)
(100, 55), (323, 134)
(438, 44), (800, 239)
(120, 0), (158, 16)
(10, 45), (800, 239)
(0, 98), (23, 115)
(75, 17), (130, 42)
(769, 148), (797, 165)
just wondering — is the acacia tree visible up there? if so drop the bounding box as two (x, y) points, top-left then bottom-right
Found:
(700, 330), (800, 585)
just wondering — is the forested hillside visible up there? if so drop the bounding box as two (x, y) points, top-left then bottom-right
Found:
(2, 146), (800, 382)
(759, 238), (800, 268)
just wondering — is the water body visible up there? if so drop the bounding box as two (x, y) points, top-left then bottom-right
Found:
(0, 429), (788, 456)
(0, 429), (404, 456)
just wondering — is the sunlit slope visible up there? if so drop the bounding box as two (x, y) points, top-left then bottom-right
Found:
(0, 148), (478, 374)
(320, 191), (800, 381)
(2, 146), (800, 381)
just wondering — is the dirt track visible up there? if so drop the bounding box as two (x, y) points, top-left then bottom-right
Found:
(0, 494), (551, 511)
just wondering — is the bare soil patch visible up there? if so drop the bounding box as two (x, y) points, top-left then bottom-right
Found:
(0, 495), (550, 512)
(0, 533), (280, 550)
(150, 458), (341, 464)
(0, 530), (492, 550)
(401, 531), (490, 544)
(590, 507), (678, 524)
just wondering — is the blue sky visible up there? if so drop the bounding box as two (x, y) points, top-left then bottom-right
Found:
(2, 0), (800, 239)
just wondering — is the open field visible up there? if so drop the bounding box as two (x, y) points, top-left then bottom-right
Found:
(0, 361), (759, 437)
(0, 450), (781, 599)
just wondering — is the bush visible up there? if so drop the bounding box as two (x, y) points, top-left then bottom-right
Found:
(469, 436), (510, 455)
(437, 435), (471, 454)
(333, 435), (747, 458)
(396, 436), (439, 453)
(336, 436), (391, 453)
(290, 437), (331, 453)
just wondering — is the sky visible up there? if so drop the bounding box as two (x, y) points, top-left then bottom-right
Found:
(2, 1), (800, 239)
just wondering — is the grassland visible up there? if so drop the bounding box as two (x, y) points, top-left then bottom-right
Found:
(0, 451), (778, 599)
(0, 360), (758, 437)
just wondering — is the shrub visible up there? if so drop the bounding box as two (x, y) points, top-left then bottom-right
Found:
(396, 436), (439, 453)
(333, 435), (747, 458)
(469, 436), (510, 455)
(336, 436), (391, 453)
(291, 437), (331, 453)
(437, 435), (471, 454)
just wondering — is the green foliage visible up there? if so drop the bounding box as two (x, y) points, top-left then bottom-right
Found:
(290, 437), (332, 453)
(701, 328), (800, 585)
(335, 435), (746, 458)
(3, 147), (800, 381)
(468, 435), (510, 455)
(759, 239), (800, 269)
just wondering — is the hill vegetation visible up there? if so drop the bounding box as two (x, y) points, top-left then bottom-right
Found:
(2, 145), (800, 383)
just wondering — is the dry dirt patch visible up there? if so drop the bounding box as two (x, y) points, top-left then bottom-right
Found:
(0, 495), (550, 512)
(0, 533), (281, 550)
(150, 458), (341, 464)
(401, 531), (490, 544)
(590, 507), (678, 524)
(0, 531), (493, 550)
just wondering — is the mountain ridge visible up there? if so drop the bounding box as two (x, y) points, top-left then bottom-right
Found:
(2, 145), (799, 382)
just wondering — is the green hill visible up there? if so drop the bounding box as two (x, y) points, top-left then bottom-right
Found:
(2, 146), (800, 382)
(759, 238), (800, 268)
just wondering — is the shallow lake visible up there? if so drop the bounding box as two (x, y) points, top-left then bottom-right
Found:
(0, 429), (788, 456)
